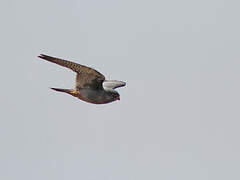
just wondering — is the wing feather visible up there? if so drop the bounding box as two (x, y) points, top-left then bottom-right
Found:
(39, 54), (105, 90)
(102, 80), (126, 90)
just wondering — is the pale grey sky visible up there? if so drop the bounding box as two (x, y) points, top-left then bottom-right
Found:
(1, 0), (240, 179)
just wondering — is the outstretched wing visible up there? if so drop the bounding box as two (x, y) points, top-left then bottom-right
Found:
(38, 54), (105, 90)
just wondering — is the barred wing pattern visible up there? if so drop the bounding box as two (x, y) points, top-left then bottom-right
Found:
(38, 54), (105, 90)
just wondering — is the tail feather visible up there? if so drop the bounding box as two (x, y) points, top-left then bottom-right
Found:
(51, 88), (73, 93)
(50, 88), (79, 97)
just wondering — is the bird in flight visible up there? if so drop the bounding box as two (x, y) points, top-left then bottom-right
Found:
(38, 54), (126, 104)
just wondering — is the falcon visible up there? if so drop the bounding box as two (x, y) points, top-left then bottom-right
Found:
(38, 54), (126, 104)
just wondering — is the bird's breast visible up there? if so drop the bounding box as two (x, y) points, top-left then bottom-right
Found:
(78, 89), (115, 104)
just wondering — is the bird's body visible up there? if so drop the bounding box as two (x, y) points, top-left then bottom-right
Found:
(51, 88), (118, 104)
(39, 54), (126, 104)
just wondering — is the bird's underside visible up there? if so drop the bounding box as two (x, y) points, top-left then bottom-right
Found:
(38, 54), (126, 104)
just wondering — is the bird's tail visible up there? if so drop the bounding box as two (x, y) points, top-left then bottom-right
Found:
(51, 88), (79, 97)
(51, 88), (72, 93)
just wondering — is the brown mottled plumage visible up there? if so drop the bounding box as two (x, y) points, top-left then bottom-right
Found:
(38, 54), (126, 104)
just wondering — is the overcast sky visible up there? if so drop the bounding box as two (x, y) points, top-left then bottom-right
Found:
(1, 0), (240, 179)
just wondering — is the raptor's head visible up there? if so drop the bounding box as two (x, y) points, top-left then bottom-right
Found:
(108, 90), (120, 101)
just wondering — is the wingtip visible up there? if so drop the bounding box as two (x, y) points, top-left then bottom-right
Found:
(38, 54), (52, 61)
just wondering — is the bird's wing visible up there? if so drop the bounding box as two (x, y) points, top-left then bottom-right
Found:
(38, 54), (105, 90)
(102, 80), (126, 90)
